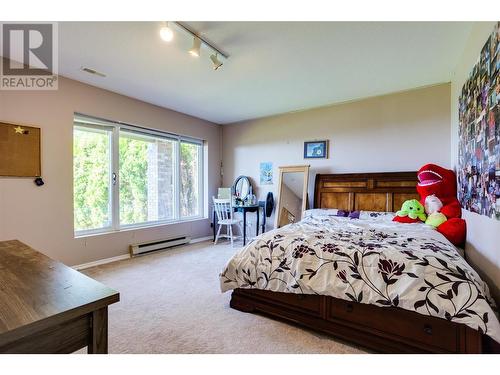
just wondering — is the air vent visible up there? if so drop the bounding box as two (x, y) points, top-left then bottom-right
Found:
(81, 67), (106, 77)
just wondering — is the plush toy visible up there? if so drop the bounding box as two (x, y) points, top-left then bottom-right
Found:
(394, 199), (427, 222)
(416, 164), (466, 246)
(424, 194), (443, 214)
(425, 212), (447, 228)
(392, 164), (466, 246)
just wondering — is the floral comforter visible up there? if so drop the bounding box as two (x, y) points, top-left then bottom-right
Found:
(220, 209), (500, 344)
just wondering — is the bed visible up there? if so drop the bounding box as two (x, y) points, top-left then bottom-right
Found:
(220, 172), (500, 353)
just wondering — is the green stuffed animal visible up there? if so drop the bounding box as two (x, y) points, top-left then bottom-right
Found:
(425, 212), (447, 228)
(396, 199), (427, 222)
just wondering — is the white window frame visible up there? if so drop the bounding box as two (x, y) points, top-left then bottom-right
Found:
(73, 114), (204, 237)
(179, 138), (204, 220)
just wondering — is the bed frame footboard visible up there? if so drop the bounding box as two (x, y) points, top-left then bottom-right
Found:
(230, 288), (485, 354)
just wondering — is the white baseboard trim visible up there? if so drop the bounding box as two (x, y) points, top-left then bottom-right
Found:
(73, 235), (213, 271)
(73, 254), (130, 271)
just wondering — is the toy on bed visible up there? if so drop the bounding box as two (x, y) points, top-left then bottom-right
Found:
(394, 199), (427, 223)
(393, 164), (466, 246)
(417, 164), (466, 246)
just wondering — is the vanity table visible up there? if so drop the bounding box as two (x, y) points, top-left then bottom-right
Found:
(212, 203), (261, 246)
(212, 175), (269, 246)
(233, 203), (260, 246)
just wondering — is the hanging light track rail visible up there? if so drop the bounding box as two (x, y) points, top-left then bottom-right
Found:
(173, 22), (229, 60)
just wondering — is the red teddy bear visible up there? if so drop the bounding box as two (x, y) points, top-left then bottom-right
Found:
(417, 164), (466, 246)
(394, 164), (466, 246)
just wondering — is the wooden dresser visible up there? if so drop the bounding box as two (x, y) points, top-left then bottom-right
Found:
(0, 240), (119, 354)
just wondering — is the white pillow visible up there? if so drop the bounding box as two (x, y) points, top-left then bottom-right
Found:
(303, 208), (339, 218)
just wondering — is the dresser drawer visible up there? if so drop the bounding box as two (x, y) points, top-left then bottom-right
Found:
(238, 289), (323, 317)
(0, 314), (90, 354)
(327, 297), (459, 352)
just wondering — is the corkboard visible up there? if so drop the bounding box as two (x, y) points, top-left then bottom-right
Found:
(0, 122), (41, 177)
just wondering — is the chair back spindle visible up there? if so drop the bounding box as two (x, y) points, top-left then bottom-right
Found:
(213, 198), (232, 221)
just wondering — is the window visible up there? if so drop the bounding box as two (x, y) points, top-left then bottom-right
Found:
(73, 125), (112, 232)
(73, 115), (204, 235)
(119, 130), (176, 226)
(180, 141), (201, 218)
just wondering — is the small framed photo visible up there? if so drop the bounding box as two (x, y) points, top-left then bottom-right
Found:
(304, 140), (328, 159)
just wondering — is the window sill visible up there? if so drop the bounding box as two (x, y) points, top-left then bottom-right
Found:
(74, 216), (207, 239)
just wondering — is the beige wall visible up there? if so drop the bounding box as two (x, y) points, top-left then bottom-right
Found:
(0, 75), (221, 266)
(222, 84), (451, 229)
(450, 22), (500, 303)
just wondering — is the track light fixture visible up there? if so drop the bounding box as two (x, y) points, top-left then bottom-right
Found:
(188, 37), (201, 57)
(210, 53), (223, 70)
(159, 22), (228, 69)
(159, 22), (174, 42)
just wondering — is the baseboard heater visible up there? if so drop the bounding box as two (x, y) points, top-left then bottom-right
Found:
(129, 235), (191, 257)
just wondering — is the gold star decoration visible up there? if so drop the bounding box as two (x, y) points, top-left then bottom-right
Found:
(14, 126), (25, 134)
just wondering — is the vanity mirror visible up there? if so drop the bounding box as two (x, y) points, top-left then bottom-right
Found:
(275, 165), (310, 228)
(232, 175), (252, 203)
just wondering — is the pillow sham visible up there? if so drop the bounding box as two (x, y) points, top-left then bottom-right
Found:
(304, 208), (395, 221)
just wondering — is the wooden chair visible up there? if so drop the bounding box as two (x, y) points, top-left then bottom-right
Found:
(213, 197), (243, 247)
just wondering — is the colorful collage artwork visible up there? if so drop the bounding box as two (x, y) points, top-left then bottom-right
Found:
(458, 22), (500, 220)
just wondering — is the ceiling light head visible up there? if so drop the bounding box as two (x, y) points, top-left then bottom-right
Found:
(189, 37), (201, 57)
(159, 22), (174, 42)
(210, 53), (223, 70)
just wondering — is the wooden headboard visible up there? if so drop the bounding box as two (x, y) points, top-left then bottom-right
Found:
(314, 172), (419, 212)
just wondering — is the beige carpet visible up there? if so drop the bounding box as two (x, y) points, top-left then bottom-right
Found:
(81, 239), (366, 354)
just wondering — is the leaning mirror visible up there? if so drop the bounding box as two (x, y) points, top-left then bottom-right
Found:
(275, 165), (310, 228)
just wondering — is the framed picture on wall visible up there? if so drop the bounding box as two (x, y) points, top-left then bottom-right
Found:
(259, 161), (273, 185)
(304, 140), (328, 159)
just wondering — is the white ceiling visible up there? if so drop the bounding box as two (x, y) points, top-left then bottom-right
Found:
(57, 22), (473, 124)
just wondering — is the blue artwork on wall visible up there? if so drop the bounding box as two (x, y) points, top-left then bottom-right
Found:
(304, 140), (328, 159)
(260, 162), (273, 185)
